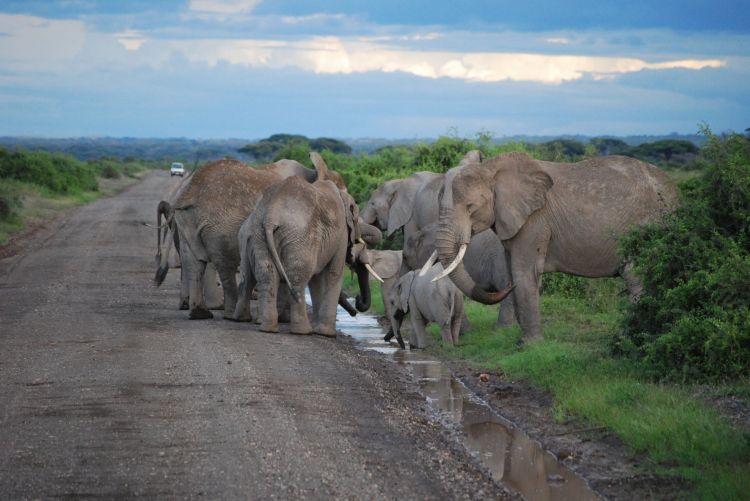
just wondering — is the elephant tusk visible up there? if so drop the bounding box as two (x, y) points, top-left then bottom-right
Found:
(418, 250), (438, 277)
(365, 263), (385, 283)
(357, 238), (367, 246)
(432, 244), (467, 282)
(141, 221), (170, 229)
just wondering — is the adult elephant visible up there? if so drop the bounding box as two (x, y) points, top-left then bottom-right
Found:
(435, 151), (678, 342)
(259, 158), (348, 190)
(360, 150), (515, 327)
(152, 175), (222, 310)
(154, 155), (372, 320)
(233, 162), (383, 336)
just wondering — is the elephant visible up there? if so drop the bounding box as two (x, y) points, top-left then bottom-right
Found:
(434, 151), (678, 342)
(152, 175), (223, 310)
(386, 264), (466, 349)
(362, 249), (403, 339)
(233, 159), (383, 336)
(154, 155), (371, 320)
(409, 224), (516, 327)
(360, 150), (515, 327)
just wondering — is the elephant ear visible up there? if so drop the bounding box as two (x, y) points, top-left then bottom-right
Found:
(310, 152), (328, 181)
(386, 174), (430, 236)
(371, 250), (402, 279)
(340, 191), (359, 247)
(492, 154), (553, 240)
(397, 272), (415, 313)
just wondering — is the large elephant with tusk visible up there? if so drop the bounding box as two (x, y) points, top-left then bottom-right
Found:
(360, 150), (516, 327)
(434, 151), (677, 342)
(233, 156), (384, 336)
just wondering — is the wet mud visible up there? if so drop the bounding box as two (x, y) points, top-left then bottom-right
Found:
(339, 310), (686, 500)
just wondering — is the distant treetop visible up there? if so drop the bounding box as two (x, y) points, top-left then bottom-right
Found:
(238, 134), (352, 161)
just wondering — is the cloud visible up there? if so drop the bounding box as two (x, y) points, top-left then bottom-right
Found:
(187, 0), (261, 19)
(169, 36), (726, 85)
(0, 13), (86, 70)
(116, 30), (147, 51)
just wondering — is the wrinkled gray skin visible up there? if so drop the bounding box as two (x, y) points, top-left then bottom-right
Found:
(436, 151), (678, 342)
(406, 224), (515, 327)
(360, 150), (515, 327)
(154, 156), (361, 320)
(387, 264), (465, 349)
(233, 168), (365, 336)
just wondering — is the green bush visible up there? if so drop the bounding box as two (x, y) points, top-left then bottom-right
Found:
(0, 148), (98, 194)
(617, 129), (750, 381)
(0, 179), (23, 220)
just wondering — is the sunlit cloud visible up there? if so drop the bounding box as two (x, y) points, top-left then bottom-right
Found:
(116, 30), (147, 51)
(171, 36), (726, 84)
(280, 13), (349, 25)
(188, 0), (261, 14)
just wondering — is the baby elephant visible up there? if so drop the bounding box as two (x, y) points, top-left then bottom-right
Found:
(387, 263), (465, 349)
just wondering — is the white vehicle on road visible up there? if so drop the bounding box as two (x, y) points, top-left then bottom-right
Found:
(170, 162), (186, 177)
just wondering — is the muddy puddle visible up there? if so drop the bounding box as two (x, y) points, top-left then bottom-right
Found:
(336, 308), (601, 501)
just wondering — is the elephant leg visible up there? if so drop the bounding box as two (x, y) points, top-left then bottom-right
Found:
(255, 261), (280, 333)
(217, 266), (238, 319)
(409, 302), (428, 349)
(508, 251), (545, 343)
(277, 283), (292, 323)
(288, 281), (312, 335)
(621, 261), (643, 303)
(451, 297), (464, 345)
(309, 269), (340, 337)
(232, 260), (255, 322)
(496, 292), (516, 328)
(204, 262), (224, 310)
(178, 265), (189, 310)
(187, 258), (212, 320)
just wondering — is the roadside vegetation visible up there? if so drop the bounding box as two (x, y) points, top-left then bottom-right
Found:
(335, 128), (750, 499)
(0, 148), (154, 244)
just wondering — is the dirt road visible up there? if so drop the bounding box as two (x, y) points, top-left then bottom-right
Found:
(0, 171), (511, 499)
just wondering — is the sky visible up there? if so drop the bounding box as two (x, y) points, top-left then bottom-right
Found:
(0, 0), (748, 139)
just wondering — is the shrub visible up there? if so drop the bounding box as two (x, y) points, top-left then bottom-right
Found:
(617, 129), (750, 381)
(0, 148), (98, 194)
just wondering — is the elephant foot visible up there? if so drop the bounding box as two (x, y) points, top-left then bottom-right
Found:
(189, 307), (213, 320)
(313, 324), (337, 338)
(179, 299), (189, 310)
(259, 321), (279, 333)
(383, 328), (394, 341)
(290, 320), (313, 335)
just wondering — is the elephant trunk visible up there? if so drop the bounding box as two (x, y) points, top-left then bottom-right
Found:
(358, 222), (383, 247)
(353, 262), (372, 312)
(435, 208), (512, 305)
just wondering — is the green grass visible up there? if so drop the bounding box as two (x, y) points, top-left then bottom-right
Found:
(416, 276), (750, 499)
(0, 168), (148, 245)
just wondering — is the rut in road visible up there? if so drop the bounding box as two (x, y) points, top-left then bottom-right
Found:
(0, 171), (512, 499)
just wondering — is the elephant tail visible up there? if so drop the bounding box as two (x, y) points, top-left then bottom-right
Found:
(153, 226), (174, 287)
(264, 223), (300, 303)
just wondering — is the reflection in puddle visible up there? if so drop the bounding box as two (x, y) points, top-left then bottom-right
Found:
(338, 307), (601, 501)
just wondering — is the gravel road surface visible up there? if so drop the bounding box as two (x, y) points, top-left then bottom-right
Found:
(0, 171), (512, 499)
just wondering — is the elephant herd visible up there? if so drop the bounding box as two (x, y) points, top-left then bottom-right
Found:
(153, 149), (677, 348)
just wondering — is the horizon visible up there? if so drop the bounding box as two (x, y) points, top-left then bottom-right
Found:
(0, 1), (748, 138)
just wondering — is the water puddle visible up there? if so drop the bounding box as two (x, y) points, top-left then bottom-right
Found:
(337, 308), (601, 501)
